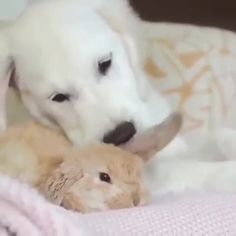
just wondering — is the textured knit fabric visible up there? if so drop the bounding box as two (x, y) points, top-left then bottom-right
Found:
(0, 174), (236, 236)
(0, 175), (89, 236)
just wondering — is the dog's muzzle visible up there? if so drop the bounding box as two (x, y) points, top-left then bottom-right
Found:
(103, 121), (136, 146)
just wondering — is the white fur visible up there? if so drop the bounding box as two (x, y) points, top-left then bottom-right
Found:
(0, 0), (236, 198)
(146, 128), (236, 197)
(1, 0), (175, 147)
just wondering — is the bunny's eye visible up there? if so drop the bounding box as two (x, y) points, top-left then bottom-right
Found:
(99, 172), (111, 184)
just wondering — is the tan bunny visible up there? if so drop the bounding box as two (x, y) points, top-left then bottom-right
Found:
(0, 112), (182, 213)
(41, 145), (148, 213)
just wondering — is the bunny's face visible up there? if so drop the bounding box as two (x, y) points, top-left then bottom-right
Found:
(43, 144), (148, 213)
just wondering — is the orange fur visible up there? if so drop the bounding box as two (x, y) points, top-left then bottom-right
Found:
(0, 113), (181, 212)
(0, 122), (148, 212)
(0, 122), (71, 185)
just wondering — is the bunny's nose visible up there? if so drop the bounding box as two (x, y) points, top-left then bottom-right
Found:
(103, 121), (136, 146)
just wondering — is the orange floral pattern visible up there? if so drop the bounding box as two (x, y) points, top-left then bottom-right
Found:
(143, 23), (236, 140)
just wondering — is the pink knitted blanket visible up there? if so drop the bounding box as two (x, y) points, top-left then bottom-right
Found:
(0, 174), (236, 236)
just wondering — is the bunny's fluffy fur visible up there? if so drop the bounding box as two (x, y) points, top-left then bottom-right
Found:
(0, 122), (71, 185)
(0, 122), (148, 212)
(45, 145), (147, 212)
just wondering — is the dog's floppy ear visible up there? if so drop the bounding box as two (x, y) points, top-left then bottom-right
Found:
(97, 0), (145, 64)
(122, 112), (183, 161)
(0, 29), (13, 133)
(97, 0), (149, 98)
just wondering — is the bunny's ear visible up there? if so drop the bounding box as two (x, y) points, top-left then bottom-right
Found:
(0, 30), (13, 133)
(122, 112), (183, 161)
(40, 160), (83, 206)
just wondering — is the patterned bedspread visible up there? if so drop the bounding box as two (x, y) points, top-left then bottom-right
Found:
(143, 23), (236, 143)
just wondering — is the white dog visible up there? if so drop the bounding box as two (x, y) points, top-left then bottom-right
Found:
(0, 0), (178, 149)
(0, 0), (236, 197)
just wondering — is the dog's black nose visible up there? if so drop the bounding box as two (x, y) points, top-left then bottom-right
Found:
(103, 122), (136, 146)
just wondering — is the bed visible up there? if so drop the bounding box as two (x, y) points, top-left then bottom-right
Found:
(3, 22), (236, 235)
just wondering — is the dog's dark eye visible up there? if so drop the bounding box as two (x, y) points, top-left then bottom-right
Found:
(98, 53), (112, 75)
(50, 93), (70, 103)
(99, 172), (111, 184)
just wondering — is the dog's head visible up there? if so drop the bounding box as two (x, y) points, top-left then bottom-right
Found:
(0, 0), (170, 147)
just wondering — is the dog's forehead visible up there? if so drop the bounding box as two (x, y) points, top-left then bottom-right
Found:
(11, 2), (117, 54)
(9, 3), (121, 91)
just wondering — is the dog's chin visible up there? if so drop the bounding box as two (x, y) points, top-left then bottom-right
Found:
(61, 125), (137, 148)
(104, 136), (134, 147)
